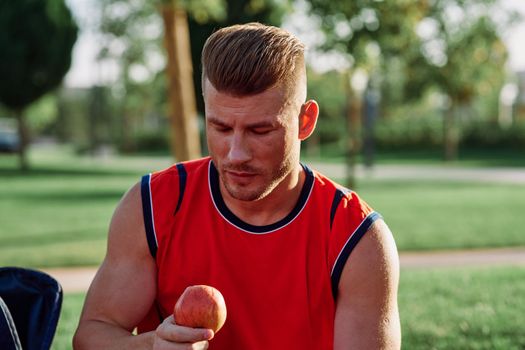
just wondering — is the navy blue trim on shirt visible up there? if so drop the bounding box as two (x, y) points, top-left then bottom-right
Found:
(330, 211), (382, 300)
(174, 163), (187, 215)
(330, 187), (352, 230)
(209, 161), (314, 234)
(141, 174), (158, 258)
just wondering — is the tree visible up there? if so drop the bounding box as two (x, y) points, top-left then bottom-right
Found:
(97, 0), (165, 153)
(0, 0), (78, 170)
(165, 0), (292, 161)
(159, 0), (218, 161)
(98, 0), (291, 161)
(403, 1), (509, 160)
(307, 0), (511, 163)
(307, 0), (426, 185)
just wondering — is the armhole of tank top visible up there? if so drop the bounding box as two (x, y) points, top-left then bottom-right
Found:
(174, 163), (187, 215)
(330, 187), (352, 230)
(141, 174), (158, 258)
(330, 211), (382, 300)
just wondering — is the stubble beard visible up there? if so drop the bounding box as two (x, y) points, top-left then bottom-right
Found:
(220, 151), (298, 202)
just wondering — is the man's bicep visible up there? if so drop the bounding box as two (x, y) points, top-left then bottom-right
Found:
(79, 183), (157, 331)
(334, 219), (401, 350)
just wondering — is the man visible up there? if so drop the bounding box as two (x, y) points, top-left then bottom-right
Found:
(74, 23), (400, 349)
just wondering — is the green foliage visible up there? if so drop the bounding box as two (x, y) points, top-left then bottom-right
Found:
(0, 0), (78, 110)
(462, 120), (525, 149)
(373, 108), (525, 152)
(26, 94), (59, 135)
(306, 69), (346, 143)
(133, 129), (170, 153)
(307, 0), (426, 69)
(404, 1), (509, 104)
(374, 113), (443, 151)
(55, 88), (92, 145)
(306, 0), (514, 161)
(95, 0), (292, 152)
(307, 0), (510, 104)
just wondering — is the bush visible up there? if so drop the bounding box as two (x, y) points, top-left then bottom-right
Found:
(374, 113), (443, 151)
(462, 120), (525, 149)
(134, 130), (170, 153)
(373, 112), (525, 151)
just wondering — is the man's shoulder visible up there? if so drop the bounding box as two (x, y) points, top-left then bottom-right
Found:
(306, 164), (363, 205)
(305, 164), (377, 226)
(305, 164), (342, 191)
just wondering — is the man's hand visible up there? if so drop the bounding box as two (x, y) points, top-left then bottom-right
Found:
(153, 315), (214, 350)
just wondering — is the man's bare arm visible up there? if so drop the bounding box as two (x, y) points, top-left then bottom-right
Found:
(334, 219), (401, 349)
(73, 183), (157, 349)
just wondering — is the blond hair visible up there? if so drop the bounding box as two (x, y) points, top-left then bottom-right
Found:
(201, 22), (305, 96)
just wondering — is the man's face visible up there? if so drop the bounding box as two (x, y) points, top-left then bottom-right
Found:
(204, 79), (302, 202)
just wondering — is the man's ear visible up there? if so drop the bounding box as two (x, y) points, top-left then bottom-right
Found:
(298, 100), (319, 140)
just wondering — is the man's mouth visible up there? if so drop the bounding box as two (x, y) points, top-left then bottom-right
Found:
(225, 170), (257, 178)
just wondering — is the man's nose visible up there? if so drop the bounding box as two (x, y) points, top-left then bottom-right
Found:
(227, 132), (251, 163)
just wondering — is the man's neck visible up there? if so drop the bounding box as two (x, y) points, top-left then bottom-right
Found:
(220, 165), (305, 227)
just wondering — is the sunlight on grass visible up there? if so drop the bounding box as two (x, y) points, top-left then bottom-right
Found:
(359, 180), (525, 250)
(400, 266), (525, 349)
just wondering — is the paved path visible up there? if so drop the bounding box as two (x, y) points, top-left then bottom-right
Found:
(400, 247), (525, 269)
(41, 248), (525, 293)
(308, 162), (525, 184)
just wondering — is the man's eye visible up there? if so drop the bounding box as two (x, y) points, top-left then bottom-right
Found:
(252, 128), (272, 135)
(215, 125), (231, 133)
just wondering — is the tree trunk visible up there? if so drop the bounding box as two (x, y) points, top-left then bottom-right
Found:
(362, 81), (379, 169)
(14, 109), (29, 171)
(344, 70), (362, 189)
(161, 2), (201, 162)
(119, 60), (136, 153)
(443, 100), (459, 161)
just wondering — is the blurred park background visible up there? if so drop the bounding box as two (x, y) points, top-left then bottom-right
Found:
(1, 0), (525, 349)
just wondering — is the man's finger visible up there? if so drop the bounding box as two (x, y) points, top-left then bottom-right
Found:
(153, 337), (209, 350)
(156, 315), (214, 343)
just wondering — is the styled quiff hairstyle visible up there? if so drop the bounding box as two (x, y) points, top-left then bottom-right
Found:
(201, 22), (305, 96)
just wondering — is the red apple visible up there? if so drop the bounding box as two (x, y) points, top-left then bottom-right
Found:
(173, 285), (227, 333)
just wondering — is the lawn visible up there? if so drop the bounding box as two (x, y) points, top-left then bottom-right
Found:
(399, 266), (525, 349)
(0, 147), (169, 267)
(3, 147), (524, 349)
(53, 293), (85, 350)
(358, 180), (525, 251)
(1, 147), (525, 268)
(51, 266), (525, 349)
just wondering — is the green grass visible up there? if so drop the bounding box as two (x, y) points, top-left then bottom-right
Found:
(400, 266), (525, 349)
(0, 146), (170, 268)
(358, 180), (525, 251)
(1, 146), (524, 268)
(52, 293), (85, 350)
(51, 266), (525, 349)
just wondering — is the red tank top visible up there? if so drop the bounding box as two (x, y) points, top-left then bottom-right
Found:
(138, 157), (380, 349)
